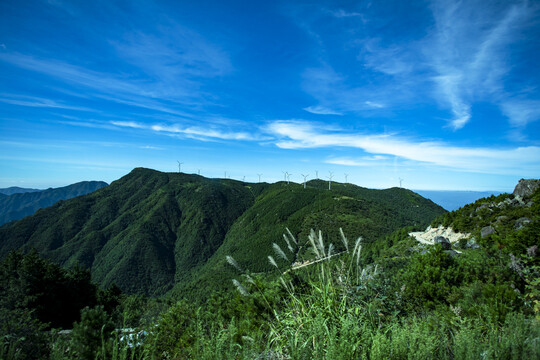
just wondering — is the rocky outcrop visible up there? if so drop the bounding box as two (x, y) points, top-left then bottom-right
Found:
(513, 179), (540, 199)
(515, 217), (532, 230)
(481, 226), (496, 238)
(409, 226), (471, 245)
(434, 235), (452, 250)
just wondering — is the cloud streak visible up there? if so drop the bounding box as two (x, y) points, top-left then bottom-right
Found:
(428, 0), (534, 129)
(110, 120), (265, 142)
(266, 120), (540, 175)
(0, 94), (95, 112)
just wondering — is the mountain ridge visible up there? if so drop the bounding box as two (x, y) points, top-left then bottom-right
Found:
(0, 181), (108, 225)
(0, 168), (445, 297)
(0, 186), (41, 196)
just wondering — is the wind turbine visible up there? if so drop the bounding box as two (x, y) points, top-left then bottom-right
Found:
(399, 177), (403, 188)
(315, 170), (319, 179)
(286, 173), (292, 185)
(327, 171), (334, 190)
(301, 174), (309, 189)
(282, 171), (288, 182)
(344, 173), (349, 184)
(177, 161), (183, 173)
(242, 176), (246, 182)
(257, 174), (262, 183)
(198, 169), (200, 175)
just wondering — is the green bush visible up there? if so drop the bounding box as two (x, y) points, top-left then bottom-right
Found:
(69, 305), (115, 360)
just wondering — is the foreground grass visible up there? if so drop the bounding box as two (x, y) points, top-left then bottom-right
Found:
(4, 229), (539, 359)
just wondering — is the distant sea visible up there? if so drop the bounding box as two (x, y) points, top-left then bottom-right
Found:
(414, 190), (503, 212)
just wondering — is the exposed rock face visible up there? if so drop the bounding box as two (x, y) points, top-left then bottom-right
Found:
(466, 238), (480, 249)
(434, 235), (452, 250)
(444, 249), (460, 257)
(481, 226), (496, 238)
(409, 226), (470, 245)
(515, 217), (532, 230)
(513, 179), (540, 199)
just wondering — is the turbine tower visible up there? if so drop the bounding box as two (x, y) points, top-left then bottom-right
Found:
(177, 161), (183, 173)
(257, 173), (262, 183)
(315, 170), (319, 179)
(344, 173), (349, 184)
(327, 171), (334, 190)
(282, 171), (288, 182)
(399, 177), (403, 188)
(301, 174), (309, 189)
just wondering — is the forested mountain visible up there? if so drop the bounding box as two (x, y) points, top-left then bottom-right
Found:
(0, 168), (445, 296)
(0, 187), (41, 196)
(2, 175), (538, 359)
(0, 181), (108, 225)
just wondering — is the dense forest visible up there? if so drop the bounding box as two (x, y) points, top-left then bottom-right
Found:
(1, 174), (538, 359)
(0, 168), (444, 297)
(0, 181), (108, 225)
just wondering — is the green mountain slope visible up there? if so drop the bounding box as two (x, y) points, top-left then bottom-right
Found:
(174, 179), (445, 299)
(0, 168), (445, 297)
(0, 186), (41, 196)
(0, 181), (108, 225)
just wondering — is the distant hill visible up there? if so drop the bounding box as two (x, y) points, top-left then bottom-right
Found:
(0, 186), (41, 196)
(415, 190), (502, 211)
(0, 181), (108, 225)
(0, 168), (445, 297)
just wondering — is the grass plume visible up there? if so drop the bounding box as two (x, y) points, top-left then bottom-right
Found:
(226, 255), (242, 272)
(273, 243), (289, 261)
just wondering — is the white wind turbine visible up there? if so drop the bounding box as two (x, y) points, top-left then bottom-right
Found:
(399, 177), (403, 188)
(344, 173), (349, 184)
(177, 161), (183, 173)
(301, 174), (309, 189)
(257, 174), (262, 183)
(327, 171), (334, 190)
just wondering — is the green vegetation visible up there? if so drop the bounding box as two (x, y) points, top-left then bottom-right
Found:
(0, 168), (444, 297)
(3, 219), (539, 358)
(0, 181), (107, 225)
(2, 170), (538, 358)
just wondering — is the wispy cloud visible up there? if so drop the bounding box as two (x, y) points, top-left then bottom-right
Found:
(301, 66), (393, 114)
(329, 9), (365, 19)
(110, 120), (264, 142)
(427, 0), (534, 130)
(0, 19), (232, 116)
(113, 27), (232, 80)
(295, 1), (538, 131)
(500, 99), (540, 128)
(0, 94), (95, 112)
(266, 120), (540, 175)
(303, 105), (342, 115)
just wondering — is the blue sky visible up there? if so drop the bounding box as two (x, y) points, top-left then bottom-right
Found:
(1, 0), (539, 191)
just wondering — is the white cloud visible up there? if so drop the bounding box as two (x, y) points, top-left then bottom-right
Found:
(427, 0), (533, 130)
(110, 121), (146, 129)
(500, 99), (540, 127)
(330, 9), (364, 19)
(113, 27), (232, 80)
(303, 105), (342, 115)
(0, 95), (95, 112)
(266, 120), (540, 175)
(110, 120), (263, 142)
